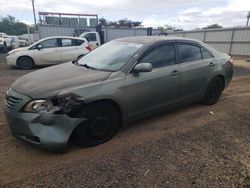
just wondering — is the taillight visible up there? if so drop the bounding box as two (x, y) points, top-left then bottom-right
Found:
(227, 58), (234, 68)
(85, 44), (92, 51)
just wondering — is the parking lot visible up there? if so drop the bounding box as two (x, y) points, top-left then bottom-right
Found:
(0, 54), (250, 187)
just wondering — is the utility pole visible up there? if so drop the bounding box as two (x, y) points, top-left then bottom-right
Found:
(247, 11), (250, 26)
(31, 0), (37, 30)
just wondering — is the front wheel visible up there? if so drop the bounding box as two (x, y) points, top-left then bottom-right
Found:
(73, 104), (120, 147)
(203, 77), (224, 105)
(17, 56), (34, 69)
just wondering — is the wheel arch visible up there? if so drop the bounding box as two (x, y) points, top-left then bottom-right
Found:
(16, 55), (35, 67)
(68, 98), (124, 145)
(77, 54), (85, 60)
(70, 98), (124, 123)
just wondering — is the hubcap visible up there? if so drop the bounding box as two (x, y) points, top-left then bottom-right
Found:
(88, 115), (110, 139)
(209, 82), (221, 99)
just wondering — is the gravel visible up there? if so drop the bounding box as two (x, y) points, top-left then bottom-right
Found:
(0, 54), (250, 187)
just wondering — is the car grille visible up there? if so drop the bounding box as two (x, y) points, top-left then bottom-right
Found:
(5, 95), (22, 112)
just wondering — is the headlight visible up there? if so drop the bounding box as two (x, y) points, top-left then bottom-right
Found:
(23, 99), (59, 113)
(23, 96), (83, 114)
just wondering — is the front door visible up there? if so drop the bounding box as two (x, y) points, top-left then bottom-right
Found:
(34, 38), (61, 65)
(125, 43), (181, 119)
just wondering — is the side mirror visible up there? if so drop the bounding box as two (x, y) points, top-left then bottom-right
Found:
(132, 63), (152, 73)
(37, 44), (43, 50)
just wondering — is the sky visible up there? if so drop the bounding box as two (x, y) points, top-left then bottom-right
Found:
(0, 0), (250, 30)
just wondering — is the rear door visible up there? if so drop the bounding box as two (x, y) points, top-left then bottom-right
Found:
(59, 38), (85, 63)
(34, 38), (61, 65)
(125, 42), (181, 119)
(177, 42), (215, 100)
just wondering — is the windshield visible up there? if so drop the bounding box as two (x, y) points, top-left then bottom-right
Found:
(78, 41), (143, 71)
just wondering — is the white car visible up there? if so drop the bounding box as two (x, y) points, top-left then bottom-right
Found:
(6, 36), (91, 69)
(79, 31), (101, 50)
(18, 36), (29, 47)
(0, 32), (12, 50)
(8, 36), (20, 49)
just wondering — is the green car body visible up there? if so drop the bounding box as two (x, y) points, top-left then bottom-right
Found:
(4, 36), (233, 152)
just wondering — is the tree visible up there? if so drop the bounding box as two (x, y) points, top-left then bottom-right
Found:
(101, 18), (141, 28)
(98, 17), (107, 26)
(202, 24), (223, 29)
(107, 21), (119, 28)
(157, 27), (165, 32)
(118, 18), (131, 28)
(131, 21), (142, 27)
(0, 15), (34, 35)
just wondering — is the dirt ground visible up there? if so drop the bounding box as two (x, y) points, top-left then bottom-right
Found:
(0, 54), (250, 187)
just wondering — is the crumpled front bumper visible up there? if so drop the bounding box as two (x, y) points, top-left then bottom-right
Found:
(4, 88), (85, 152)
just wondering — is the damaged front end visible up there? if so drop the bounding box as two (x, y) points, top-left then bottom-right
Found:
(4, 89), (86, 152)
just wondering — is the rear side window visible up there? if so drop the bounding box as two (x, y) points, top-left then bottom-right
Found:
(202, 47), (214, 59)
(140, 44), (176, 68)
(61, 38), (72, 47)
(177, 44), (202, 62)
(72, 39), (85, 46)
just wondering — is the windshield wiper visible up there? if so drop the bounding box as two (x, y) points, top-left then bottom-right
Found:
(75, 62), (114, 72)
(79, 64), (98, 70)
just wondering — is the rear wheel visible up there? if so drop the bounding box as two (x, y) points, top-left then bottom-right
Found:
(203, 77), (224, 105)
(17, 56), (34, 69)
(2, 43), (8, 53)
(73, 103), (120, 147)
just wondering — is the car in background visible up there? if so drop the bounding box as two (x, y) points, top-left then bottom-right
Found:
(18, 36), (29, 47)
(4, 36), (233, 152)
(8, 36), (19, 49)
(0, 32), (12, 51)
(6, 36), (91, 69)
(79, 31), (101, 49)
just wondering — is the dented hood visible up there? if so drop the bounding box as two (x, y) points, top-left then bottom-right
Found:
(11, 62), (112, 99)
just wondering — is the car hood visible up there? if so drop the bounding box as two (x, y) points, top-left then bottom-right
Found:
(11, 62), (112, 99)
(8, 47), (28, 54)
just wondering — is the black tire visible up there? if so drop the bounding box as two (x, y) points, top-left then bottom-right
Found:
(17, 56), (34, 69)
(73, 103), (120, 147)
(2, 43), (8, 53)
(203, 77), (224, 105)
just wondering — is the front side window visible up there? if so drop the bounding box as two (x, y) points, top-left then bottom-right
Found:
(39, 38), (59, 48)
(61, 38), (72, 47)
(140, 44), (176, 68)
(177, 44), (202, 62)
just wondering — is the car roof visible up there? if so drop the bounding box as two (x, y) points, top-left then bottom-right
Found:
(114, 36), (201, 45)
(42, 36), (86, 40)
(114, 36), (223, 58)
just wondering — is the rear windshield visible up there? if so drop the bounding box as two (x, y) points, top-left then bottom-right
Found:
(78, 41), (142, 71)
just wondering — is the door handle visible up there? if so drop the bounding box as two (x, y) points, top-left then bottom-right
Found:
(171, 70), (179, 76)
(209, 62), (215, 67)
